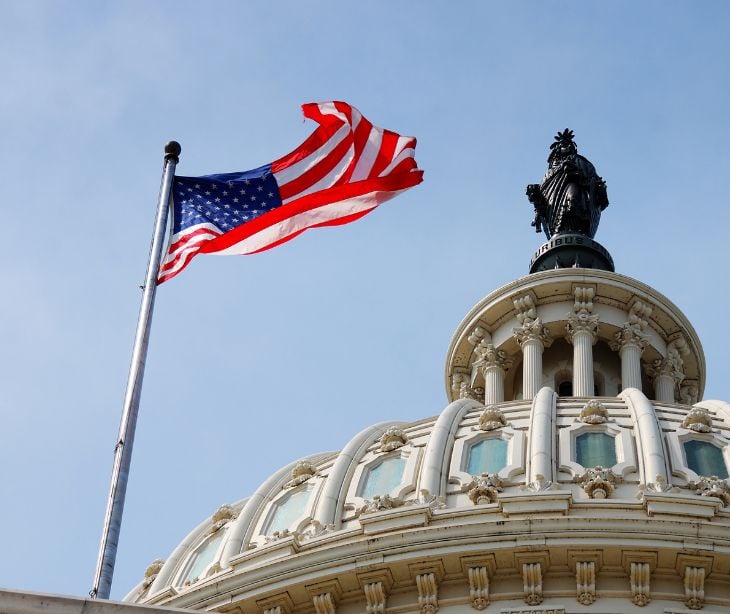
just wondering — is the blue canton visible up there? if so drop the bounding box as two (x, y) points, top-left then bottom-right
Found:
(171, 164), (283, 235)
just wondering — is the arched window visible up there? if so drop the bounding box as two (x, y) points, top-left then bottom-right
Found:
(181, 530), (225, 586)
(467, 438), (508, 474)
(576, 432), (617, 468)
(359, 456), (406, 499)
(266, 487), (312, 534)
(684, 440), (729, 479)
(558, 380), (573, 396)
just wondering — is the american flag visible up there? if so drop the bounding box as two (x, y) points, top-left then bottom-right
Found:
(158, 101), (423, 283)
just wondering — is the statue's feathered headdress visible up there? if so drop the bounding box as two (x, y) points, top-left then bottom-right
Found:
(548, 128), (577, 163)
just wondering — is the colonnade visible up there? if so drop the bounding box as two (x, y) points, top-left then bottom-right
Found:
(468, 290), (687, 403)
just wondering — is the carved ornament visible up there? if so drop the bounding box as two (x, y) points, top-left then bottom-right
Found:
(680, 383), (700, 406)
(578, 399), (609, 424)
(356, 494), (404, 516)
(473, 341), (513, 372)
(522, 562), (543, 605)
(467, 566), (489, 610)
(415, 572), (438, 614)
(512, 295), (553, 349)
(283, 461), (317, 489)
(142, 559), (164, 589)
(462, 473), (503, 505)
(364, 581), (386, 614)
(610, 322), (649, 352)
(477, 406), (508, 431)
(630, 561), (651, 607)
(452, 373), (484, 403)
(467, 326), (488, 346)
(577, 466), (617, 499)
(379, 426), (408, 452)
(684, 566), (705, 610)
(575, 561), (595, 605)
(690, 476), (730, 506)
(211, 504), (238, 532)
(682, 407), (712, 432)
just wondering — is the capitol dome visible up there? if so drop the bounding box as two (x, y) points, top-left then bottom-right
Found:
(125, 135), (730, 613)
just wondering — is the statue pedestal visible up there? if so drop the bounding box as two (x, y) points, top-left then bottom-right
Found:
(529, 233), (614, 273)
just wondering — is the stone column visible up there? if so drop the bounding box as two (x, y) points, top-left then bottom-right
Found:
(610, 301), (652, 392)
(645, 336), (688, 403)
(475, 343), (513, 405)
(566, 287), (599, 397)
(619, 341), (644, 390)
(512, 294), (552, 401)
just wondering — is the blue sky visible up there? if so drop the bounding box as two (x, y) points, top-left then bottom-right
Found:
(1, 1), (729, 600)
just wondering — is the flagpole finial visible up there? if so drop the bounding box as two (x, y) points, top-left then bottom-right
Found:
(165, 141), (181, 162)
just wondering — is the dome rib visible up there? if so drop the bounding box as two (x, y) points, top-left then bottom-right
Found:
(420, 399), (481, 497)
(314, 421), (404, 529)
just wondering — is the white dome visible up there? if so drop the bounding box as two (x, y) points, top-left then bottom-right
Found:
(126, 271), (730, 613)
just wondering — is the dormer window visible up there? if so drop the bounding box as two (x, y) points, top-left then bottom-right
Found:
(684, 440), (729, 479)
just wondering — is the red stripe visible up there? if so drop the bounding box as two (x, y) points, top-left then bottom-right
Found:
(277, 128), (353, 201)
(167, 226), (221, 253)
(270, 103), (345, 173)
(158, 248), (199, 283)
(368, 130), (399, 178)
(199, 170), (423, 254)
(335, 113), (372, 186)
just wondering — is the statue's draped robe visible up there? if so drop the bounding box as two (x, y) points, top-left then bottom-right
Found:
(538, 154), (608, 239)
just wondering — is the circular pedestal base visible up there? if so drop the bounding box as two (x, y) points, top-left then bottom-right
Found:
(529, 234), (614, 273)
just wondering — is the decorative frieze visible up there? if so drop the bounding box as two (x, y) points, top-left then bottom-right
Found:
(578, 466), (617, 499)
(467, 566), (490, 610)
(283, 462), (317, 489)
(684, 566), (705, 610)
(415, 572), (439, 614)
(522, 562), (543, 605)
(682, 407), (712, 432)
(462, 473), (503, 504)
(312, 593), (335, 614)
(575, 561), (595, 605)
(477, 405), (508, 431)
(379, 426), (408, 452)
(630, 561), (651, 607)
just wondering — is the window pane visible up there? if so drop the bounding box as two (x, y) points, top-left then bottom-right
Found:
(467, 438), (508, 474)
(576, 432), (617, 468)
(684, 440), (729, 479)
(267, 488), (311, 534)
(359, 457), (406, 499)
(182, 530), (224, 585)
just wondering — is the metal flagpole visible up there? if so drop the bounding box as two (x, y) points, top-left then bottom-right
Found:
(91, 141), (181, 600)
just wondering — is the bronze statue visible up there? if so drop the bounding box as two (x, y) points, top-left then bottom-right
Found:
(526, 129), (608, 239)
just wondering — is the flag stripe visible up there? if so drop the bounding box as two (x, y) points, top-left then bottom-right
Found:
(158, 102), (423, 283)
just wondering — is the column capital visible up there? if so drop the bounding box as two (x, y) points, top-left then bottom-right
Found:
(473, 341), (513, 372)
(645, 335), (689, 385)
(513, 318), (553, 349)
(610, 322), (649, 353)
(565, 286), (600, 343)
(565, 312), (600, 343)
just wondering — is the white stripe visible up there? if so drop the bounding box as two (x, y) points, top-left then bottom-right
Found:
(281, 144), (354, 205)
(273, 122), (351, 188)
(211, 188), (409, 256)
(377, 142), (415, 177)
(161, 224), (220, 267)
(350, 125), (383, 181)
(166, 222), (220, 247)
